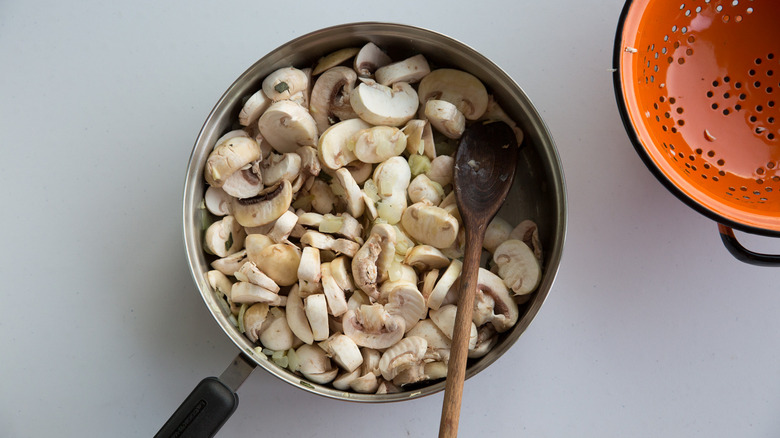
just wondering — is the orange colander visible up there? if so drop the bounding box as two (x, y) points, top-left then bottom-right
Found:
(614, 0), (780, 265)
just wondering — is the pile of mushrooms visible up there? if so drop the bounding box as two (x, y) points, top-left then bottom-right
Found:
(202, 42), (542, 394)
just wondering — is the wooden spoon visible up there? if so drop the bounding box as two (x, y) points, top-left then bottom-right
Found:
(438, 121), (520, 438)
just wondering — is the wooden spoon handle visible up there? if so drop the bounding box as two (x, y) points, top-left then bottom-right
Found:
(438, 230), (485, 438)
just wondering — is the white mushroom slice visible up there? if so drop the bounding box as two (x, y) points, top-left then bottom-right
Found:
(407, 319), (451, 363)
(375, 54), (431, 86)
(214, 129), (250, 150)
(232, 180), (293, 227)
(297, 211), (324, 228)
(378, 279), (414, 303)
(317, 213), (363, 243)
(304, 294), (330, 341)
(376, 380), (402, 394)
(373, 156), (411, 197)
(403, 245), (450, 271)
(391, 363), (427, 387)
(205, 215), (246, 258)
(353, 125), (407, 163)
(291, 344), (331, 375)
(286, 284), (314, 345)
(403, 119), (428, 156)
(204, 186), (232, 216)
(424, 99), (466, 139)
(360, 347), (382, 376)
(242, 303), (269, 343)
(206, 270), (233, 300)
(205, 136), (262, 188)
(354, 42), (392, 78)
(266, 210), (298, 243)
(321, 262), (348, 317)
(254, 132), (274, 161)
(309, 66), (358, 133)
(332, 369), (361, 390)
(262, 67), (309, 102)
(221, 167), (263, 199)
(239, 89), (272, 127)
(235, 261), (280, 292)
(427, 259), (462, 310)
(312, 47), (360, 76)
(303, 368), (338, 385)
(378, 336), (427, 381)
(400, 201), (459, 249)
(362, 191), (378, 220)
(244, 233), (273, 261)
(407, 174), (444, 205)
(426, 155), (454, 187)
(351, 224), (396, 301)
(259, 307), (294, 351)
(482, 94), (525, 146)
(417, 68), (489, 120)
(318, 118), (370, 170)
(420, 269), (439, 305)
(251, 242), (301, 287)
(300, 230), (360, 258)
(231, 282), (281, 305)
(318, 333), (363, 372)
(509, 219), (543, 263)
(334, 168), (365, 218)
(297, 246), (321, 283)
(438, 190), (456, 209)
(342, 304), (405, 349)
(468, 324), (498, 359)
(429, 304), (478, 350)
(295, 145), (322, 177)
(262, 153), (302, 187)
(330, 256), (355, 293)
(210, 249), (248, 277)
(347, 289), (370, 311)
(423, 361), (448, 380)
(493, 239), (542, 296)
(309, 179), (336, 214)
(349, 373), (379, 393)
(257, 100), (318, 153)
(350, 79), (418, 127)
(384, 283), (427, 332)
(484, 216), (513, 254)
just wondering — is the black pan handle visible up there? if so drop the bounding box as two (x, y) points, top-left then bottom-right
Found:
(156, 353), (255, 438)
(718, 223), (780, 267)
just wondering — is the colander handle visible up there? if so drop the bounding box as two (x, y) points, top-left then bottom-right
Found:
(718, 224), (780, 267)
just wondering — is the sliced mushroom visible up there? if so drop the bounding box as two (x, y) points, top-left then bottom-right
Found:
(384, 283), (427, 332)
(403, 119), (428, 156)
(244, 233), (273, 262)
(221, 167), (263, 199)
(492, 239), (542, 296)
(204, 215), (246, 258)
(309, 66), (358, 133)
(353, 125), (407, 163)
(266, 210), (298, 243)
(429, 304), (477, 350)
(378, 336), (427, 380)
(317, 118), (370, 170)
(420, 269), (439, 305)
(407, 318), (451, 363)
(231, 281), (281, 305)
(351, 224), (396, 301)
(250, 242), (301, 287)
(400, 201), (459, 249)
(206, 270), (233, 300)
(232, 180), (293, 227)
(426, 155), (454, 187)
(375, 54), (431, 86)
(509, 219), (543, 263)
(318, 333), (363, 372)
(304, 293), (330, 341)
(295, 145), (321, 177)
(473, 268), (523, 333)
(407, 174), (444, 205)
(297, 246), (321, 283)
(350, 79), (418, 127)
(312, 47), (360, 76)
(316, 212), (363, 243)
(210, 249), (248, 277)
(350, 372), (379, 393)
(286, 284), (314, 345)
(330, 255), (354, 292)
(335, 168), (365, 218)
(242, 303), (269, 343)
(205, 136), (262, 188)
(204, 186), (232, 216)
(257, 100), (318, 153)
(403, 244), (450, 271)
(376, 380), (402, 394)
(353, 42), (392, 78)
(427, 259), (462, 310)
(214, 129), (249, 150)
(374, 156), (412, 196)
(300, 230), (360, 258)
(484, 216), (513, 254)
(342, 304), (405, 349)
(262, 153), (302, 186)
(332, 369), (361, 390)
(262, 67), (309, 102)
(424, 99), (466, 139)
(258, 307), (294, 351)
(320, 262), (348, 317)
(239, 89), (272, 127)
(417, 68), (489, 120)
(468, 324), (498, 359)
(291, 344), (332, 375)
(309, 179), (337, 214)
(234, 261), (280, 292)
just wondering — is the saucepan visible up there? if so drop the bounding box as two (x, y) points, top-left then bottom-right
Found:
(161, 22), (567, 436)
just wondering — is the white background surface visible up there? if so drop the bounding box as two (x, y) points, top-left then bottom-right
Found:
(2, 1), (780, 437)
